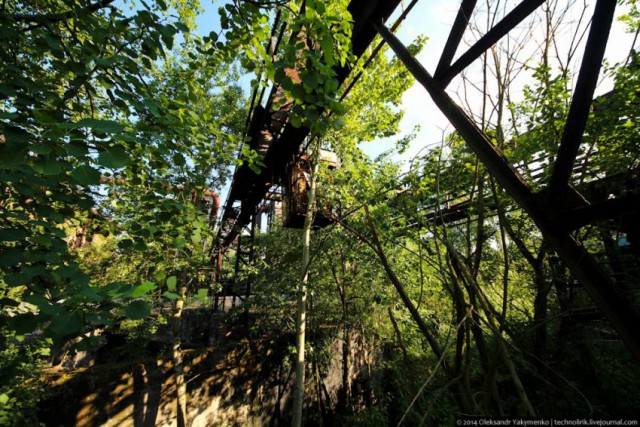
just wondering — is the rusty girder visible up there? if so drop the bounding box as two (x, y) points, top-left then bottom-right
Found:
(371, 0), (640, 360)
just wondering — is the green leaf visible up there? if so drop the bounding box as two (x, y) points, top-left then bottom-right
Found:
(76, 118), (125, 133)
(4, 272), (28, 286)
(33, 109), (57, 124)
(30, 144), (52, 155)
(50, 311), (83, 335)
(175, 22), (189, 32)
(0, 83), (17, 97)
(71, 165), (102, 185)
(143, 98), (161, 116)
(24, 294), (62, 316)
(172, 152), (186, 166)
(154, 270), (167, 282)
(305, 107), (320, 122)
(166, 275), (177, 291)
(123, 300), (151, 320)
(95, 56), (116, 67)
(33, 155), (63, 175)
(78, 286), (103, 302)
(195, 288), (208, 303)
(162, 291), (181, 300)
(8, 313), (42, 334)
(249, 163), (261, 174)
(0, 393), (9, 406)
(86, 311), (113, 327)
(118, 238), (134, 249)
(73, 335), (106, 352)
(132, 281), (156, 297)
(172, 236), (186, 249)
(2, 126), (32, 145)
(159, 24), (175, 49)
(290, 114), (302, 128)
(319, 34), (335, 67)
(331, 102), (347, 116)
(0, 111), (19, 120)
(290, 84), (305, 100)
(97, 146), (130, 168)
(332, 116), (346, 130)
(65, 140), (89, 158)
(0, 228), (28, 242)
(301, 70), (321, 90)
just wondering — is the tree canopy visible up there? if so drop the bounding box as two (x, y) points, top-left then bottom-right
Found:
(1, 0), (640, 425)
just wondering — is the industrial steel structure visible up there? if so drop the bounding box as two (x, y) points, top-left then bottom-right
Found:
(214, 0), (640, 360)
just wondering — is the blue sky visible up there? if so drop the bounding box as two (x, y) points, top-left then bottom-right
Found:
(191, 1), (638, 169)
(117, 0), (638, 203)
(189, 0), (453, 162)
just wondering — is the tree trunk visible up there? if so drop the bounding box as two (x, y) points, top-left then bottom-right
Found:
(171, 283), (188, 427)
(330, 261), (352, 410)
(446, 241), (536, 416)
(364, 206), (445, 363)
(533, 260), (549, 367)
(292, 152), (319, 427)
(388, 306), (409, 365)
(341, 300), (351, 410)
(447, 252), (498, 413)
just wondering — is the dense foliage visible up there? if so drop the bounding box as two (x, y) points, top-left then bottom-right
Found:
(1, 0), (639, 425)
(0, 0), (245, 421)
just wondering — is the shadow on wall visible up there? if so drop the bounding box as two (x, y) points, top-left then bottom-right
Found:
(39, 326), (297, 426)
(38, 308), (378, 426)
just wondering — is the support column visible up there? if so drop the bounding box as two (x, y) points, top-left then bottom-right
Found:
(371, 19), (640, 360)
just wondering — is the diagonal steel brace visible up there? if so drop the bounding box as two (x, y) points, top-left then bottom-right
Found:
(372, 19), (640, 360)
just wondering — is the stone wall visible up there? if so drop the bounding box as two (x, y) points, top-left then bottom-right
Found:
(40, 327), (296, 426)
(38, 309), (375, 426)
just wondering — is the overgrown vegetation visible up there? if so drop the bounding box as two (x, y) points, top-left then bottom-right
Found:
(1, 0), (639, 425)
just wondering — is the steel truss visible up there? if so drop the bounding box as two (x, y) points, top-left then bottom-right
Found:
(213, 0), (403, 310)
(370, 0), (640, 359)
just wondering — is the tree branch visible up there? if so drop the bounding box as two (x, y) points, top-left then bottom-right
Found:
(6, 0), (115, 24)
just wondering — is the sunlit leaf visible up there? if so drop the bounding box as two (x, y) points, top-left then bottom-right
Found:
(71, 165), (102, 185)
(97, 146), (130, 168)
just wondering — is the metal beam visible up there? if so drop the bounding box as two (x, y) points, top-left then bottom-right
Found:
(372, 19), (535, 208)
(373, 19), (640, 360)
(547, 0), (617, 192)
(340, 0), (420, 102)
(562, 194), (640, 230)
(545, 232), (640, 360)
(218, 0), (404, 255)
(434, 0), (477, 81)
(439, 0), (545, 86)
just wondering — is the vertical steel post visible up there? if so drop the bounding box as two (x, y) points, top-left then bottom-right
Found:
(372, 19), (640, 360)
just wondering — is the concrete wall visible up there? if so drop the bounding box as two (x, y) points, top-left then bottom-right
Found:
(38, 310), (376, 426)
